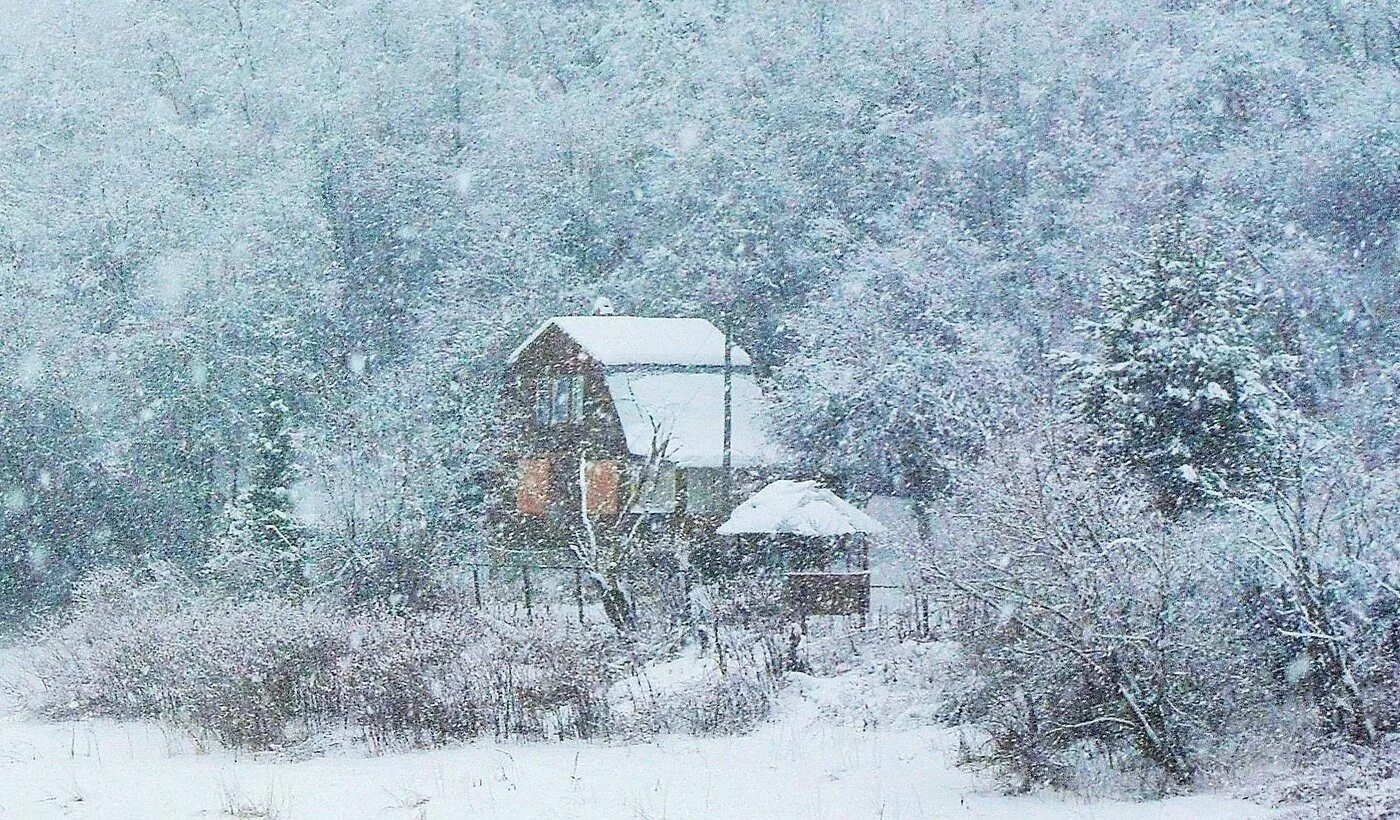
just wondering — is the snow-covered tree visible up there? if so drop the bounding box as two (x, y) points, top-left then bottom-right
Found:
(923, 427), (1270, 791)
(207, 388), (307, 596)
(1234, 428), (1400, 743)
(1062, 223), (1283, 513)
(776, 212), (1025, 514)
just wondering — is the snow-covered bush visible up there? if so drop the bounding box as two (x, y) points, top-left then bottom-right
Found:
(1263, 736), (1400, 819)
(25, 569), (622, 751)
(923, 430), (1277, 794)
(608, 633), (782, 738)
(1232, 432), (1400, 744)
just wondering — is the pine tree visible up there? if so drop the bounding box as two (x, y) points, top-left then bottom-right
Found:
(1063, 223), (1282, 513)
(207, 390), (307, 596)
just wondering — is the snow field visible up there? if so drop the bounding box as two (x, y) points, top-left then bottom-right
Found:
(0, 645), (1273, 819)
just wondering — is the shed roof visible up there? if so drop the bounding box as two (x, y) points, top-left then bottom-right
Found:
(717, 480), (888, 536)
(605, 370), (781, 468)
(509, 316), (753, 368)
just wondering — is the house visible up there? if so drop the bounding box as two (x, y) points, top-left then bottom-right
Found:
(502, 314), (782, 539)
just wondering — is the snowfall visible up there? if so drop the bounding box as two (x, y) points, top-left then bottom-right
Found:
(0, 642), (1274, 820)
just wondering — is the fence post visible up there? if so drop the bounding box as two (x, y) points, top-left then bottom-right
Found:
(574, 567), (585, 624)
(472, 566), (483, 608)
(522, 565), (533, 619)
(713, 612), (726, 675)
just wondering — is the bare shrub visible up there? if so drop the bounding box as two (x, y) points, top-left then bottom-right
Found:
(682, 666), (779, 735)
(923, 431), (1275, 794)
(1232, 431), (1400, 744)
(25, 568), (621, 751)
(220, 781), (286, 819)
(608, 630), (783, 738)
(1263, 736), (1400, 819)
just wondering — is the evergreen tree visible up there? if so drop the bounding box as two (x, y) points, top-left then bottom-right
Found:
(1063, 224), (1282, 513)
(207, 390), (307, 596)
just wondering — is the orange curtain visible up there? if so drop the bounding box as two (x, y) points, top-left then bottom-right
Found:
(517, 457), (552, 515)
(584, 459), (620, 517)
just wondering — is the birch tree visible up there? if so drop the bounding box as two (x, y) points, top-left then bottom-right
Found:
(571, 426), (675, 632)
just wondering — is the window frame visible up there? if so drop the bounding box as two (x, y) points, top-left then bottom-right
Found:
(533, 379), (552, 426)
(536, 374), (587, 426)
(569, 375), (586, 422)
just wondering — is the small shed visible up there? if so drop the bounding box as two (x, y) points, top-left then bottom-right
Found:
(718, 480), (887, 539)
(715, 480), (886, 616)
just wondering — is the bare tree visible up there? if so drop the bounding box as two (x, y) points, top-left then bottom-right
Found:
(922, 427), (1260, 791)
(571, 423), (673, 632)
(1233, 429), (1400, 743)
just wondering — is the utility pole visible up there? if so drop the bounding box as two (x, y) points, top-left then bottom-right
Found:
(721, 233), (754, 511)
(722, 311), (733, 509)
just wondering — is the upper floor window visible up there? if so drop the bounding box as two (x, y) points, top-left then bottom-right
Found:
(534, 375), (586, 426)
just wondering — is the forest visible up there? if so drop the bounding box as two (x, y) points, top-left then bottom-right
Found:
(1, 0), (1398, 816)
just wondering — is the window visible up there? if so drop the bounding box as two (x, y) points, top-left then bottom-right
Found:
(533, 381), (552, 425)
(570, 375), (585, 421)
(552, 377), (572, 423)
(535, 375), (587, 426)
(684, 468), (725, 516)
(583, 459), (620, 517)
(517, 457), (552, 515)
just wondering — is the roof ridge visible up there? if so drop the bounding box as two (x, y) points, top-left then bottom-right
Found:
(509, 315), (754, 368)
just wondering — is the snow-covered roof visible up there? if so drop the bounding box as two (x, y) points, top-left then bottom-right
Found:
(717, 480), (888, 537)
(510, 316), (753, 368)
(605, 371), (781, 468)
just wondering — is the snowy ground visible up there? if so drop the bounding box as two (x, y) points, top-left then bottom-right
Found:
(0, 648), (1275, 820)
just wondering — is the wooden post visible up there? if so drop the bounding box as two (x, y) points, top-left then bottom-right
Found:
(574, 567), (585, 624)
(473, 566), (483, 608)
(713, 611), (726, 675)
(522, 565), (533, 619)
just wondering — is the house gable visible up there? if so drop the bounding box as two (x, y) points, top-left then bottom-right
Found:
(503, 314), (784, 523)
(506, 324), (628, 458)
